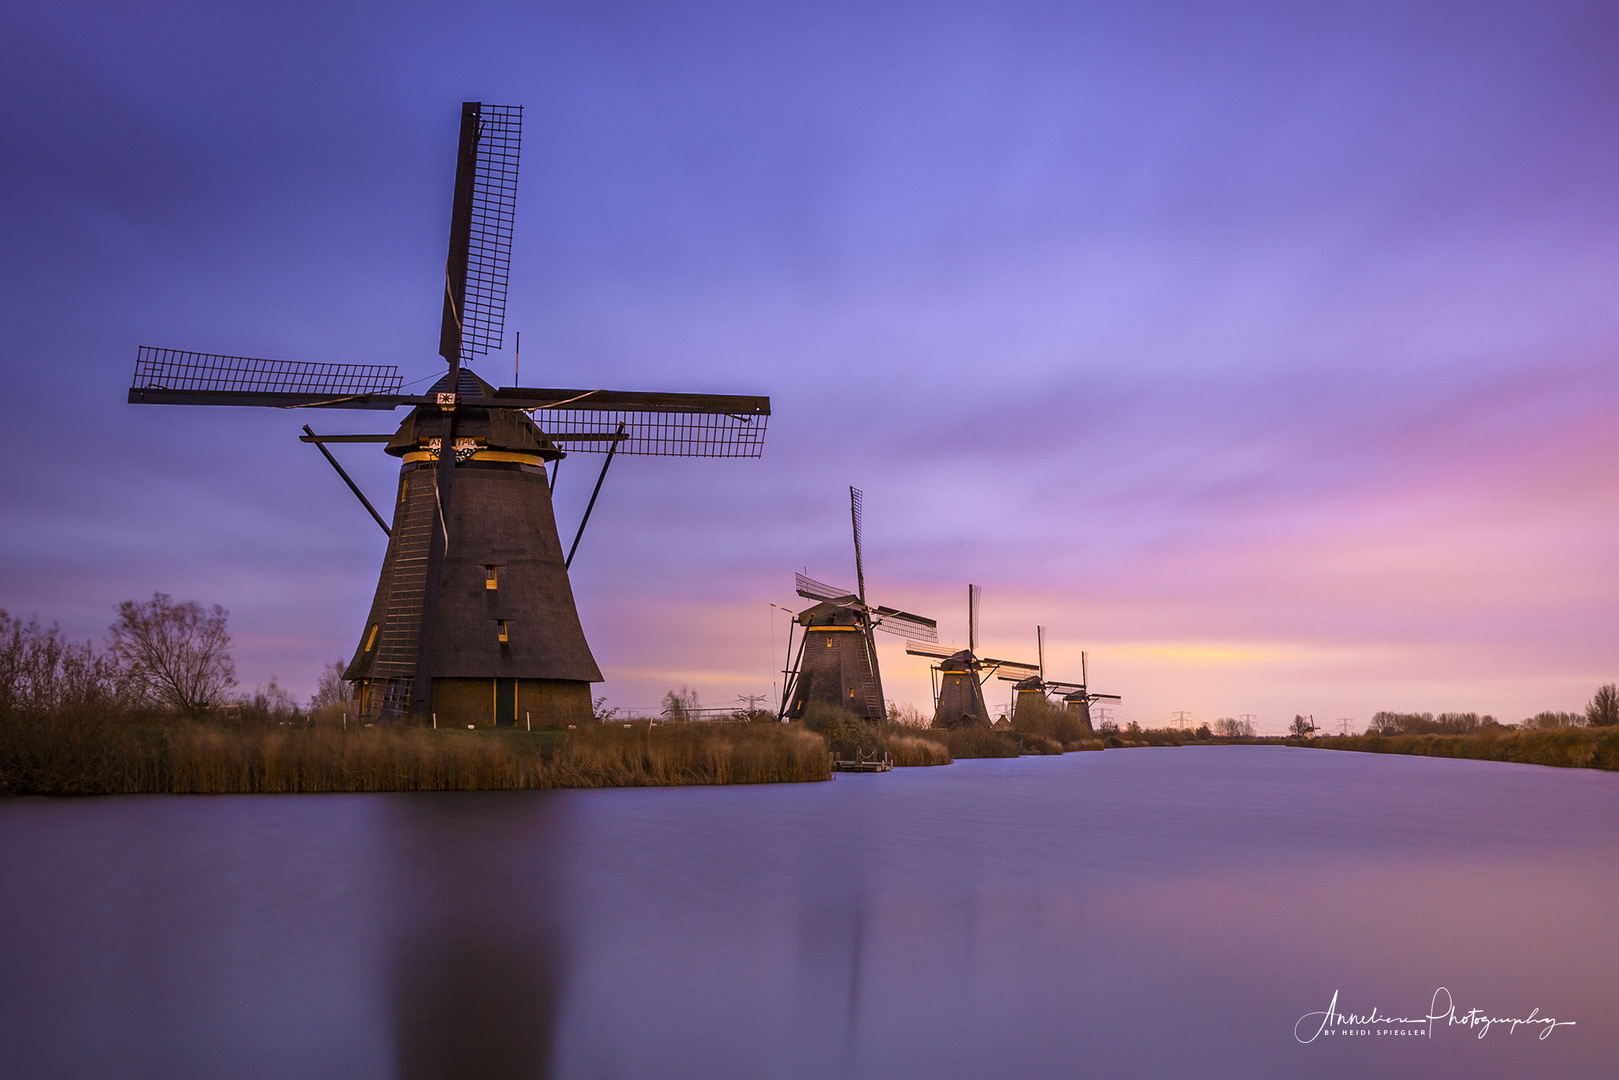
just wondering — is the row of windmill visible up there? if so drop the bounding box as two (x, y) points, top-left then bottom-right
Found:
(778, 486), (1119, 730)
(125, 100), (1119, 729)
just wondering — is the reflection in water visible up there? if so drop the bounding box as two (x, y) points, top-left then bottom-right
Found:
(1, 750), (1617, 1079)
(393, 930), (557, 1080)
(382, 796), (567, 1080)
(794, 890), (868, 1067)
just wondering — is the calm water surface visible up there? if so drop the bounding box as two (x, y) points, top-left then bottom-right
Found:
(2, 746), (1615, 1079)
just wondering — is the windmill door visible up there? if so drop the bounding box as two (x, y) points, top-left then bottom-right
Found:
(494, 678), (517, 726)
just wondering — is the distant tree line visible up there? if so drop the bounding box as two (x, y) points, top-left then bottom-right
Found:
(1364, 685), (1618, 736)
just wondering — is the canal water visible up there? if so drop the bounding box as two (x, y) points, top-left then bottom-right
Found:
(2, 746), (1615, 1079)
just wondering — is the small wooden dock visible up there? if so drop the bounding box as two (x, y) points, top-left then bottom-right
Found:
(830, 751), (893, 773)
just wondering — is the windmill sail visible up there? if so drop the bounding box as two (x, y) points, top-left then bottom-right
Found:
(130, 347), (402, 406)
(982, 657), (1040, 675)
(458, 103), (521, 358)
(871, 605), (938, 641)
(850, 486), (866, 604)
(503, 387), (770, 457)
(905, 642), (956, 660)
(968, 583), (980, 653)
(795, 572), (857, 605)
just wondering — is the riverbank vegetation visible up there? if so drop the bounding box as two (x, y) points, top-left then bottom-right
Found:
(1, 605), (831, 794)
(1293, 687), (1619, 772)
(0, 713), (832, 795)
(800, 699), (1110, 763)
(1298, 726), (1619, 772)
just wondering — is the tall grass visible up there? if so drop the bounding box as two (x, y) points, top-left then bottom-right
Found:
(880, 732), (953, 766)
(1306, 727), (1619, 772)
(0, 713), (831, 795)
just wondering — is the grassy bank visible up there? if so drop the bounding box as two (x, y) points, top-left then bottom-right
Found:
(798, 700), (1117, 763)
(1299, 726), (1619, 772)
(0, 714), (832, 795)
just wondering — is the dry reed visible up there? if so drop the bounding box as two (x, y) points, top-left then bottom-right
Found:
(0, 714), (831, 795)
(879, 732), (952, 767)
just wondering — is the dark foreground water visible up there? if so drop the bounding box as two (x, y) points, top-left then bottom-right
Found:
(2, 747), (1616, 1079)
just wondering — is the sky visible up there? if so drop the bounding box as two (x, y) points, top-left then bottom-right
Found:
(2, 0), (1617, 732)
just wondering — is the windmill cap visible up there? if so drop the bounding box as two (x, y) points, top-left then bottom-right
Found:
(385, 366), (562, 460)
(797, 601), (866, 627)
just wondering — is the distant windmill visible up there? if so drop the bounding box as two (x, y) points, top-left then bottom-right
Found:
(129, 102), (770, 726)
(1000, 629), (1120, 736)
(906, 584), (1039, 728)
(779, 488), (936, 721)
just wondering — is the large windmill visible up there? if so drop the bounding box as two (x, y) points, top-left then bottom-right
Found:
(779, 488), (936, 721)
(905, 585), (1039, 728)
(1000, 628), (1120, 734)
(129, 102), (770, 726)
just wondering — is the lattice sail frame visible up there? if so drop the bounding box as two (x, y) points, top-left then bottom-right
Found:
(795, 572), (857, 604)
(536, 407), (768, 457)
(871, 608), (938, 642)
(133, 346), (402, 396)
(461, 103), (521, 359)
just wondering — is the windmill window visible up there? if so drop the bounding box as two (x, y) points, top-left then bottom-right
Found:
(364, 624), (379, 652)
(485, 565), (500, 590)
(497, 619), (509, 643)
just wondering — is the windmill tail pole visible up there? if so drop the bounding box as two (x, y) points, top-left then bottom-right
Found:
(778, 622), (807, 721)
(302, 426), (391, 537)
(566, 423), (625, 570)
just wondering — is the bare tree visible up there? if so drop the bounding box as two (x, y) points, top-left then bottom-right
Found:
(309, 661), (350, 710)
(1587, 683), (1618, 727)
(1289, 715), (1316, 737)
(107, 594), (235, 715)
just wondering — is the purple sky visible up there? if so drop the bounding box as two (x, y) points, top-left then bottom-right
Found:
(3, 0), (1617, 730)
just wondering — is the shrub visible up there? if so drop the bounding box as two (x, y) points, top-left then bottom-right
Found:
(941, 725), (1021, 759)
(660, 686), (699, 721)
(1011, 694), (1095, 746)
(0, 611), (141, 717)
(799, 701), (880, 758)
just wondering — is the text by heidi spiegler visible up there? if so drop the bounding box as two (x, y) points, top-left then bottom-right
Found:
(1294, 988), (1575, 1044)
